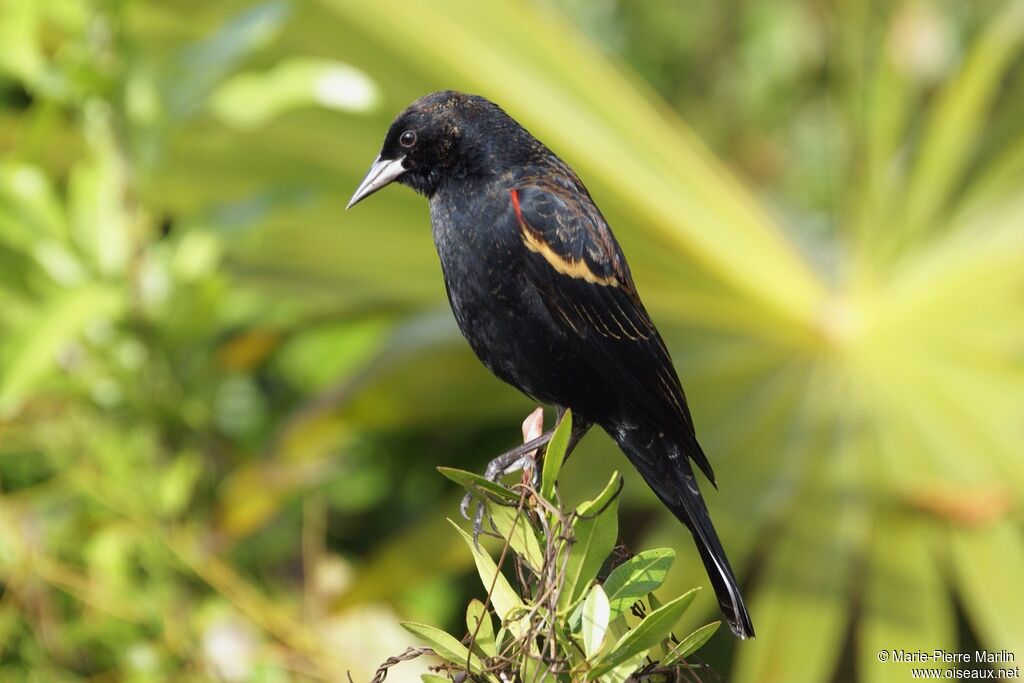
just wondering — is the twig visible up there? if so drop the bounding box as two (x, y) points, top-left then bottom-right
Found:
(366, 646), (434, 683)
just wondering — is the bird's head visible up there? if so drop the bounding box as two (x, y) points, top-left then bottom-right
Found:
(347, 91), (535, 208)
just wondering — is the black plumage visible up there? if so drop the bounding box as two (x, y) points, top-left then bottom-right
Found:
(348, 91), (754, 638)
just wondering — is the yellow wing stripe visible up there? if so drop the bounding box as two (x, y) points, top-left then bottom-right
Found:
(521, 230), (621, 286)
(512, 189), (620, 287)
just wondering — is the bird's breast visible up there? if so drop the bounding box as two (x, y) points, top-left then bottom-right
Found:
(429, 192), (525, 329)
(428, 187), (573, 399)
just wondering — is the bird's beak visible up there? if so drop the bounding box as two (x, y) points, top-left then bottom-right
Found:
(347, 155), (407, 209)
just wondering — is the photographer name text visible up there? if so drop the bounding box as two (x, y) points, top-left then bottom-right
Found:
(881, 651), (1015, 664)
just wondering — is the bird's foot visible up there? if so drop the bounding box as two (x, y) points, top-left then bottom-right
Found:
(461, 407), (550, 545)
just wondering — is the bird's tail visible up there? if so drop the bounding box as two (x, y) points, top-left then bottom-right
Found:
(609, 425), (755, 639)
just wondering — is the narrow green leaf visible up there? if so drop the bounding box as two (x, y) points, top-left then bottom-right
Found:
(661, 621), (720, 666)
(493, 625), (508, 653)
(606, 614), (629, 644)
(68, 134), (130, 277)
(579, 472), (622, 517)
(553, 620), (585, 668)
(0, 0), (44, 84)
(158, 451), (203, 517)
(858, 519), (953, 683)
(0, 284), (122, 417)
(591, 590), (695, 676)
(730, 475), (858, 683)
(951, 522), (1024, 660)
(421, 675), (450, 683)
(595, 651), (647, 683)
(164, 0), (292, 118)
(0, 162), (66, 246)
(465, 599), (496, 657)
(603, 548), (675, 619)
(489, 504), (544, 573)
(558, 472), (620, 610)
(898, 1), (1024, 242)
(849, 12), (915, 243)
(581, 583), (610, 659)
(449, 520), (525, 634)
(437, 467), (520, 503)
(541, 409), (572, 502)
(666, 586), (697, 614)
(566, 590), (587, 630)
(401, 622), (485, 674)
(521, 645), (559, 683)
(209, 57), (379, 130)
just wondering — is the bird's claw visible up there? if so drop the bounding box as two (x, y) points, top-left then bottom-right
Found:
(459, 450), (538, 547)
(460, 407), (550, 548)
(471, 498), (487, 548)
(458, 489), (485, 540)
(458, 492), (489, 549)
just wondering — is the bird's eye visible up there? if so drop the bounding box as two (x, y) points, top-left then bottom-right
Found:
(399, 130), (417, 147)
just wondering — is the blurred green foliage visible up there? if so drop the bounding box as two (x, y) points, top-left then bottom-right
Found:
(405, 413), (723, 682)
(0, 0), (1021, 682)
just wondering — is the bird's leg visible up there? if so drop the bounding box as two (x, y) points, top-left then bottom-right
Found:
(457, 433), (551, 519)
(461, 408), (595, 544)
(478, 430), (551, 483)
(461, 408), (552, 542)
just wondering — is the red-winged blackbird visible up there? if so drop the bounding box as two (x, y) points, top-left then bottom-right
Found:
(348, 91), (754, 638)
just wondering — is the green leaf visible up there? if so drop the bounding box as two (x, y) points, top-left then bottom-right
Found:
(164, 0), (292, 118)
(209, 57), (379, 130)
(421, 675), (451, 683)
(521, 615), (575, 681)
(437, 467), (520, 504)
(541, 408), (572, 502)
(581, 583), (610, 659)
(663, 586), (698, 616)
(661, 621), (720, 666)
(400, 622), (486, 674)
(951, 522), (1024, 660)
(578, 472), (622, 516)
(858, 519), (953, 683)
(493, 625), (508, 653)
(602, 548), (675, 619)
(67, 129), (130, 277)
(596, 651), (647, 683)
(0, 284), (122, 417)
(0, 0), (44, 84)
(449, 520), (525, 635)
(521, 647), (559, 683)
(897, 1), (1024, 243)
(0, 162), (66, 246)
(731, 475), (858, 683)
(489, 504), (544, 573)
(465, 599), (496, 657)
(590, 590), (695, 677)
(606, 614), (629, 644)
(157, 451), (203, 518)
(558, 472), (621, 611)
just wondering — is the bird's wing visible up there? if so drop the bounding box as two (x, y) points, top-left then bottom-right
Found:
(510, 181), (716, 486)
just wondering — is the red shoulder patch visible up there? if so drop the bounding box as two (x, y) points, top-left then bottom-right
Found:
(510, 188), (525, 226)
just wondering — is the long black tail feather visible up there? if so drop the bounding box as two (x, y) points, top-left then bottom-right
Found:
(608, 424), (755, 638)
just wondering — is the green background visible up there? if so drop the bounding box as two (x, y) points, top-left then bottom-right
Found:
(0, 0), (1022, 680)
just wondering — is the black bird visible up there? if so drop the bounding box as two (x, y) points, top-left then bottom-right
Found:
(348, 91), (754, 638)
